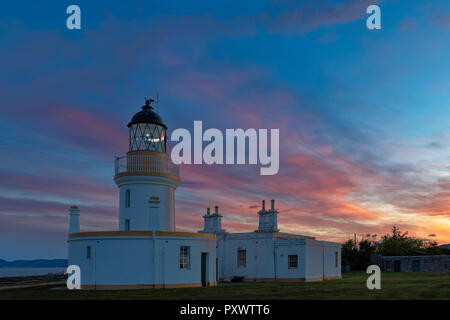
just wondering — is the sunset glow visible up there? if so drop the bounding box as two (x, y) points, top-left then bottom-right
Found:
(0, 0), (449, 260)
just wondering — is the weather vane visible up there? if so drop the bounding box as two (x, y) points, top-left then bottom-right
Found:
(144, 97), (154, 109)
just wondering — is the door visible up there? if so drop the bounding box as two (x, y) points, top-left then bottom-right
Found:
(201, 253), (208, 286)
(394, 260), (401, 272)
(412, 260), (420, 272)
(216, 258), (218, 283)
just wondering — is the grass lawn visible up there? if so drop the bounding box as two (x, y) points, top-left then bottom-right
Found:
(0, 271), (449, 300)
(0, 279), (63, 287)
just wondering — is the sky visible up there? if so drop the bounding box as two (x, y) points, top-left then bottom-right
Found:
(0, 0), (449, 260)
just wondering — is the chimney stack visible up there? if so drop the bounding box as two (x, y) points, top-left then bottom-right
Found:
(69, 206), (80, 234)
(256, 199), (279, 233)
(200, 205), (225, 233)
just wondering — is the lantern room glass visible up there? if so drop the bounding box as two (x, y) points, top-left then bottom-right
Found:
(129, 123), (166, 152)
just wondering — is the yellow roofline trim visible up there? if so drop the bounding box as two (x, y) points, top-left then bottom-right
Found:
(68, 230), (215, 239)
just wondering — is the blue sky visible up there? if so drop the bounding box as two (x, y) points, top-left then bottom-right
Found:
(0, 0), (449, 260)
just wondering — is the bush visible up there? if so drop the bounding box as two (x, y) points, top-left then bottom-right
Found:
(341, 226), (445, 268)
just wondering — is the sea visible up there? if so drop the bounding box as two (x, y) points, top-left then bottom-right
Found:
(0, 268), (66, 278)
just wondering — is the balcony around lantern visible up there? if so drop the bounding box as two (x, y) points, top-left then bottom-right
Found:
(114, 152), (179, 179)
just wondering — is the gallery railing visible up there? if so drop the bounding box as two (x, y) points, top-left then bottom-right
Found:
(114, 153), (179, 177)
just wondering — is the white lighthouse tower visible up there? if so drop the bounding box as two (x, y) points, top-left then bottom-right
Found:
(114, 98), (179, 231)
(67, 99), (217, 290)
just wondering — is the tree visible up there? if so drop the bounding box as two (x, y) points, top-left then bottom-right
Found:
(358, 239), (376, 265)
(342, 226), (446, 268)
(341, 237), (376, 270)
(423, 241), (444, 255)
(341, 239), (357, 266)
(376, 226), (441, 256)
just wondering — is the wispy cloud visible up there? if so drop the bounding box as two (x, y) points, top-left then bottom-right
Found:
(0, 0), (449, 259)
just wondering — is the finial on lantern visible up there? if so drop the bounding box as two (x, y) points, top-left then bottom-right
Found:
(144, 97), (155, 110)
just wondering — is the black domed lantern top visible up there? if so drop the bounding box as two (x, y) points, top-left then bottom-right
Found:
(127, 99), (167, 129)
(128, 99), (167, 153)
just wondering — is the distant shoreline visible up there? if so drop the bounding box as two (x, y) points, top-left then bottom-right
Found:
(0, 267), (67, 278)
(0, 271), (66, 284)
(0, 259), (67, 269)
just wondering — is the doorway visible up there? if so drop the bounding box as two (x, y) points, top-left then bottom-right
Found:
(394, 260), (401, 272)
(216, 258), (218, 283)
(201, 253), (208, 286)
(412, 260), (420, 272)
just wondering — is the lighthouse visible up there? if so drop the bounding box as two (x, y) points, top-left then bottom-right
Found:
(67, 99), (217, 289)
(114, 99), (179, 231)
(66, 98), (340, 290)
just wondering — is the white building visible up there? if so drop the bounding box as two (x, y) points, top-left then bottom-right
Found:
(67, 100), (341, 290)
(200, 200), (341, 282)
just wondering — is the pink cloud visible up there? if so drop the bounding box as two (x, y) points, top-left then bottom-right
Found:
(0, 170), (117, 206)
(430, 10), (450, 30)
(397, 17), (418, 32)
(268, 0), (382, 35)
(46, 106), (128, 154)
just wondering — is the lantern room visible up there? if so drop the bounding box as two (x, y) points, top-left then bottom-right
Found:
(127, 98), (167, 153)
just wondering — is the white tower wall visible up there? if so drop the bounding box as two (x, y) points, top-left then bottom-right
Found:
(115, 174), (178, 231)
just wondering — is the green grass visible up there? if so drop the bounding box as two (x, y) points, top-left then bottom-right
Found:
(0, 271), (449, 300)
(0, 279), (63, 287)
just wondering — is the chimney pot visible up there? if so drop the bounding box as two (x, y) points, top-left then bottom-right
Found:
(69, 206), (80, 233)
(207, 208), (210, 215)
(262, 200), (265, 210)
(215, 206), (218, 214)
(271, 199), (275, 210)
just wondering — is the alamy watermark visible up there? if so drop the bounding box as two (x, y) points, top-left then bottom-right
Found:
(366, 5), (381, 30)
(66, 4), (380, 31)
(366, 265), (381, 290)
(171, 121), (279, 176)
(66, 264), (81, 290)
(66, 5), (81, 30)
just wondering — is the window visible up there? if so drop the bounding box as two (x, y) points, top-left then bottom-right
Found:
(288, 255), (298, 269)
(237, 249), (246, 268)
(125, 189), (130, 208)
(335, 251), (339, 268)
(385, 260), (392, 270)
(180, 246), (190, 269)
(86, 246), (91, 259)
(125, 219), (130, 231)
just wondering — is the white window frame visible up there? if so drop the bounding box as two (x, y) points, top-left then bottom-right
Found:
(180, 246), (190, 269)
(237, 249), (246, 268)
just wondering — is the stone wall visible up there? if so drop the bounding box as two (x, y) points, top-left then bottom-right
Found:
(371, 255), (450, 272)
